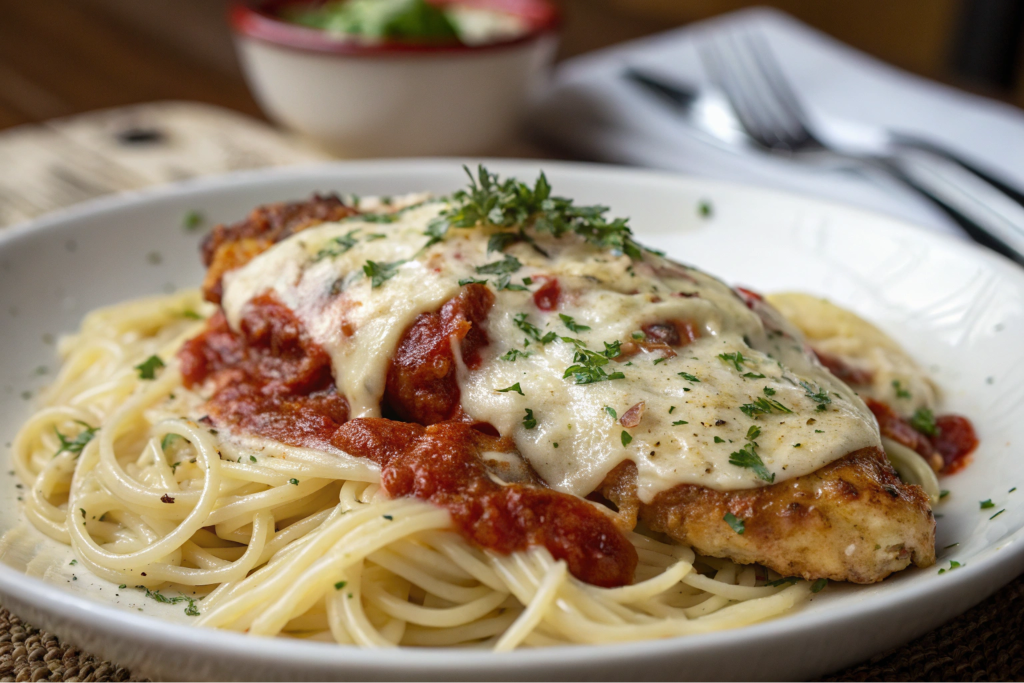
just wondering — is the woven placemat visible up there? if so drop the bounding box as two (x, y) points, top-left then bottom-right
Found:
(2, 570), (1022, 681)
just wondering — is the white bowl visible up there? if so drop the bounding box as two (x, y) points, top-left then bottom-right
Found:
(230, 1), (560, 157)
(3, 160), (1024, 680)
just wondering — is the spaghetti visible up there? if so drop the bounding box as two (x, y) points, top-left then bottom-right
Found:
(13, 290), (813, 648)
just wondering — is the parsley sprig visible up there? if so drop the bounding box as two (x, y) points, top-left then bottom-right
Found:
(729, 424), (775, 483)
(425, 166), (644, 259)
(363, 259), (405, 288)
(54, 421), (98, 458)
(562, 339), (625, 385)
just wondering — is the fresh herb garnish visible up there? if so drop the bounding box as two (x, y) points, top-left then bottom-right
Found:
(314, 230), (360, 261)
(135, 355), (165, 380)
(458, 277), (488, 286)
(672, 420), (688, 426)
(678, 372), (700, 383)
(500, 348), (531, 362)
(714, 436), (725, 443)
(742, 372), (766, 379)
(740, 396), (792, 419)
(494, 274), (528, 291)
(136, 586), (201, 617)
(729, 444), (774, 483)
(514, 313), (558, 344)
(990, 509), (1006, 520)
(522, 408), (537, 429)
(940, 490), (950, 499)
(497, 383), (524, 396)
(604, 406), (617, 419)
(800, 381), (832, 412)
(160, 434), (182, 451)
(621, 431), (633, 447)
(475, 254), (522, 276)
(938, 560), (963, 574)
(718, 352), (748, 371)
(559, 314), (591, 333)
(363, 259), (405, 288)
(811, 578), (828, 593)
(426, 166), (643, 259)
(723, 512), (745, 534)
(763, 386), (776, 396)
(910, 407), (939, 437)
(289, 478), (299, 486)
(562, 343), (625, 385)
(54, 421), (98, 458)
(334, 581), (347, 590)
(182, 210), (203, 231)
(765, 576), (798, 587)
(892, 379), (912, 399)
(980, 499), (995, 509)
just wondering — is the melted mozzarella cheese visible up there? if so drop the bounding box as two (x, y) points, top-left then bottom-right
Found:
(221, 198), (882, 500)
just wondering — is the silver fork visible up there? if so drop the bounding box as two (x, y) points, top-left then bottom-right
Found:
(699, 30), (1024, 265)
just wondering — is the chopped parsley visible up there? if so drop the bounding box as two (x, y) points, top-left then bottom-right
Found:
(514, 313), (558, 344)
(740, 396), (792, 419)
(678, 372), (700, 383)
(182, 210), (203, 231)
(811, 578), (828, 593)
(910, 408), (938, 437)
(458, 277), (487, 286)
(334, 581), (348, 590)
(980, 499), (995, 509)
(475, 254), (521, 276)
(938, 560), (963, 574)
(160, 434), (182, 451)
(800, 381), (831, 412)
(718, 352), (749, 371)
(940, 490), (950, 499)
(714, 436), (725, 443)
(892, 379), (912, 399)
(763, 387), (776, 396)
(742, 372), (766, 379)
(559, 314), (590, 333)
(652, 358), (667, 365)
(134, 355), (165, 380)
(621, 431), (633, 447)
(500, 348), (531, 362)
(604, 406), (617, 419)
(383, 515), (394, 521)
(990, 509), (1006, 520)
(522, 408), (537, 429)
(494, 274), (528, 291)
(180, 310), (203, 320)
(723, 512), (745, 534)
(314, 230), (360, 260)
(497, 383), (524, 396)
(672, 420), (688, 426)
(563, 343), (625, 385)
(136, 586), (201, 617)
(729, 426), (774, 483)
(698, 200), (713, 218)
(54, 421), (98, 458)
(289, 478), (299, 486)
(765, 576), (798, 587)
(425, 165), (643, 259)
(363, 259), (405, 288)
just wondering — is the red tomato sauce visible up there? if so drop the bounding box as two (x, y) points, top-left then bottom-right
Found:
(866, 399), (978, 475)
(178, 290), (637, 587)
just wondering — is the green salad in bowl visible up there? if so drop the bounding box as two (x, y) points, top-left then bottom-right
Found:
(283, 0), (530, 46)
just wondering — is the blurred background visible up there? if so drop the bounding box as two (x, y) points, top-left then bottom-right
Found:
(1, 0), (1022, 130)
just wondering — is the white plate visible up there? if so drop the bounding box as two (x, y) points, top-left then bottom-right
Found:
(1, 160), (1022, 681)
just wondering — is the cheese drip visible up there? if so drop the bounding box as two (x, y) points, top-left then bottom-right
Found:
(220, 198), (881, 500)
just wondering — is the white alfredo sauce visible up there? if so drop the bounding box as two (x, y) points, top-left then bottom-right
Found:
(221, 197), (882, 502)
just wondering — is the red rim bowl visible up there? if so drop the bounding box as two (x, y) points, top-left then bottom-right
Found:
(229, 0), (562, 55)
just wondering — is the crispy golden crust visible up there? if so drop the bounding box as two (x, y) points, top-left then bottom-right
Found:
(625, 447), (935, 583)
(201, 194), (357, 303)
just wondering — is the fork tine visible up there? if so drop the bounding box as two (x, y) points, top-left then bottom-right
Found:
(740, 32), (819, 150)
(698, 37), (775, 149)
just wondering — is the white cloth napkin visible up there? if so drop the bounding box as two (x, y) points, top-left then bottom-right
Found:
(530, 7), (1024, 237)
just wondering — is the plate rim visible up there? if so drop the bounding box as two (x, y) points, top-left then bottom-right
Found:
(3, 158), (1023, 679)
